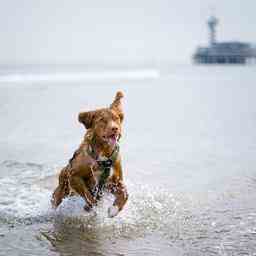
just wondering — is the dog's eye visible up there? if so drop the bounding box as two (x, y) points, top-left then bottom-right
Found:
(98, 117), (107, 124)
(113, 116), (120, 123)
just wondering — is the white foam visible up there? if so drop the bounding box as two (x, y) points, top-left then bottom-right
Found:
(0, 161), (184, 240)
(0, 69), (159, 83)
(108, 205), (119, 218)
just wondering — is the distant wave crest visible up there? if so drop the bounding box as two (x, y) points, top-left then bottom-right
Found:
(0, 69), (159, 83)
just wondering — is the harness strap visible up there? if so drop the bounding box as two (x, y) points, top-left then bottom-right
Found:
(97, 144), (119, 189)
(87, 140), (120, 197)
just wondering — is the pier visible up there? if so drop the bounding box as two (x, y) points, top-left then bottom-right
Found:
(193, 16), (256, 64)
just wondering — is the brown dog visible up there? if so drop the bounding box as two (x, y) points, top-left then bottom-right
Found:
(51, 91), (128, 217)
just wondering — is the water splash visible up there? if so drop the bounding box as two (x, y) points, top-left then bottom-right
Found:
(1, 160), (256, 255)
(0, 160), (185, 240)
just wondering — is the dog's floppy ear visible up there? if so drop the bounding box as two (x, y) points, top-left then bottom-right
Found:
(110, 91), (124, 122)
(78, 110), (96, 129)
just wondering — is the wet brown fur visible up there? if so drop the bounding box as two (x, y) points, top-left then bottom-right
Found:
(51, 91), (128, 215)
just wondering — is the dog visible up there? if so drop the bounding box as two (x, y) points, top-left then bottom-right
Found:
(51, 91), (128, 217)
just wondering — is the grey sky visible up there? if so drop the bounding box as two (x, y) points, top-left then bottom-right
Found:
(0, 0), (255, 64)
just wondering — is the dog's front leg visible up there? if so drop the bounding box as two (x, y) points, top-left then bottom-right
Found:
(69, 174), (96, 210)
(108, 181), (128, 217)
(51, 167), (70, 209)
(107, 158), (128, 217)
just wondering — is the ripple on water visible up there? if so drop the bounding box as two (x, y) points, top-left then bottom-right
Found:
(1, 160), (256, 255)
(0, 160), (190, 255)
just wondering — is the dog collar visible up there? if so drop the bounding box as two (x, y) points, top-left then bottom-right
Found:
(87, 141), (120, 165)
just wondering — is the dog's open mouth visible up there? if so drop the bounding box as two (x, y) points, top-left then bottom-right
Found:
(102, 133), (119, 145)
(109, 133), (118, 144)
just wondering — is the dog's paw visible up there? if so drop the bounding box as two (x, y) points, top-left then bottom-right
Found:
(84, 204), (93, 212)
(108, 205), (119, 218)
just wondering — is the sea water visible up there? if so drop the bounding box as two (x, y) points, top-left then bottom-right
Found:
(0, 64), (256, 255)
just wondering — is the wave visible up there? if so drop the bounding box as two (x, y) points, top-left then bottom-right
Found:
(0, 69), (159, 83)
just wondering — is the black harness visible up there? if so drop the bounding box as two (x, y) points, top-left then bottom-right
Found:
(87, 142), (120, 198)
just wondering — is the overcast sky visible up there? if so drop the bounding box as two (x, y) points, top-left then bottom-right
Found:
(0, 0), (255, 65)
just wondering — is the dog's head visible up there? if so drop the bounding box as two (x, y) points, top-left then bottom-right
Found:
(78, 91), (124, 146)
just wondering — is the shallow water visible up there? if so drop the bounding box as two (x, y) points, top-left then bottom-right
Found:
(0, 64), (256, 255)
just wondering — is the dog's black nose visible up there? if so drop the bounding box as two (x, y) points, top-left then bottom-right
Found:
(112, 127), (118, 132)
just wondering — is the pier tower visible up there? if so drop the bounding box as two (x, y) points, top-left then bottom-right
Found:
(208, 16), (218, 45)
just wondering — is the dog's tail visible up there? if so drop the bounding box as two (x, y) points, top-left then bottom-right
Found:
(110, 91), (123, 108)
(110, 91), (124, 121)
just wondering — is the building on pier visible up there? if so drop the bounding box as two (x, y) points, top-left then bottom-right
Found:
(193, 16), (256, 64)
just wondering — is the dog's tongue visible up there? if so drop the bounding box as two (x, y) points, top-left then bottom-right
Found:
(109, 135), (117, 145)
